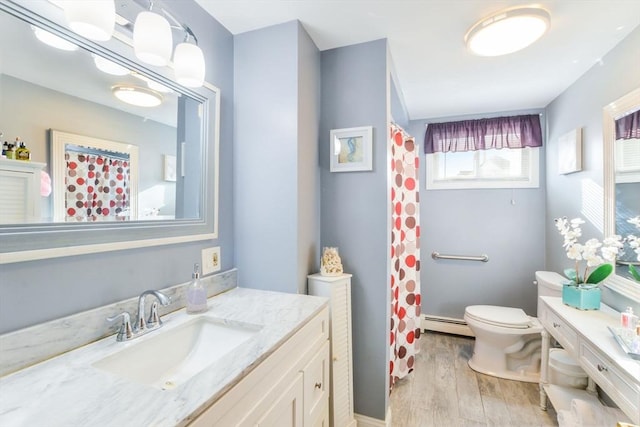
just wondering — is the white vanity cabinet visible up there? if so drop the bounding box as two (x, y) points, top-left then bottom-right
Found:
(308, 273), (357, 427)
(538, 296), (640, 424)
(0, 158), (45, 223)
(188, 307), (330, 427)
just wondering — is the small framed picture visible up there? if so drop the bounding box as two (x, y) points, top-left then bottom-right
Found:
(164, 154), (176, 181)
(558, 128), (582, 174)
(330, 126), (373, 172)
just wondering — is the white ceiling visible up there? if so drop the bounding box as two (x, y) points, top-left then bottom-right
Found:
(195, 0), (640, 120)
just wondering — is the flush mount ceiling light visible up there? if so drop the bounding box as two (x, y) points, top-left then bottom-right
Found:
(63, 0), (116, 41)
(32, 26), (78, 51)
(112, 85), (163, 107)
(465, 6), (551, 56)
(134, 3), (173, 67)
(92, 54), (130, 76)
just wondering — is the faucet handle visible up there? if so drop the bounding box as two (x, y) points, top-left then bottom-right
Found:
(146, 301), (163, 329)
(107, 312), (133, 341)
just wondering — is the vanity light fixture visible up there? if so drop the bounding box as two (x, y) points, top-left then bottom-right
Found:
(92, 54), (130, 76)
(133, 1), (173, 67)
(173, 27), (205, 88)
(63, 0), (116, 42)
(465, 6), (551, 56)
(31, 25), (79, 51)
(112, 85), (163, 107)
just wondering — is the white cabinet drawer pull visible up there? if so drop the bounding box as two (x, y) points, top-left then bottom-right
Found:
(597, 364), (608, 372)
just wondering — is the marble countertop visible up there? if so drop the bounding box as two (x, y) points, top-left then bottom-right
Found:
(0, 288), (328, 427)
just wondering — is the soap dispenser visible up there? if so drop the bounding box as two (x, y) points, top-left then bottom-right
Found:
(186, 263), (207, 314)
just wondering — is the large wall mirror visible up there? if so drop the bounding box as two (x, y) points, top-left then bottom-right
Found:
(0, 1), (219, 263)
(603, 86), (640, 302)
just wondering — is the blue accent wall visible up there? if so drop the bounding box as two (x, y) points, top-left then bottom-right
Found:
(320, 39), (390, 420)
(233, 21), (321, 294)
(407, 110), (547, 318)
(545, 26), (640, 312)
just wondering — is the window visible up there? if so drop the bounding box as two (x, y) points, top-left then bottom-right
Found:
(423, 114), (542, 190)
(426, 146), (540, 189)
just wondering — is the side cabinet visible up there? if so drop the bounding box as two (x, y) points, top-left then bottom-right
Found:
(188, 307), (330, 427)
(308, 273), (357, 427)
(0, 159), (45, 223)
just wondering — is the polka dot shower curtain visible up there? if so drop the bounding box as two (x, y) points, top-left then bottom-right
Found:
(65, 151), (130, 222)
(389, 123), (421, 393)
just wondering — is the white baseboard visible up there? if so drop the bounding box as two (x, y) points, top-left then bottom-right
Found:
(355, 406), (392, 427)
(421, 314), (474, 337)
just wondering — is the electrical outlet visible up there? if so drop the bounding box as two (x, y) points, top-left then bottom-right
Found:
(201, 246), (221, 275)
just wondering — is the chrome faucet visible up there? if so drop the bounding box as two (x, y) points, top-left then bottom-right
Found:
(108, 290), (171, 342)
(136, 290), (171, 333)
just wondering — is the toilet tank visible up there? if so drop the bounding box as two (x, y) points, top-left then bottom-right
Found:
(535, 271), (565, 316)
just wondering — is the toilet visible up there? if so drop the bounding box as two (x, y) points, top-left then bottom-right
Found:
(464, 271), (564, 382)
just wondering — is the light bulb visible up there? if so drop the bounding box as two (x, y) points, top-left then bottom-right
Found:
(133, 11), (173, 67)
(174, 42), (205, 87)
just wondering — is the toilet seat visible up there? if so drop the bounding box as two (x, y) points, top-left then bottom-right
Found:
(465, 305), (533, 329)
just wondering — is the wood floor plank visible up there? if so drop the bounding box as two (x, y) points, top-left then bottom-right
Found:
(453, 340), (486, 423)
(390, 331), (559, 427)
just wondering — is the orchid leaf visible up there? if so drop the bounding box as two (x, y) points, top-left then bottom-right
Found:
(630, 264), (640, 282)
(585, 264), (613, 284)
(564, 268), (578, 282)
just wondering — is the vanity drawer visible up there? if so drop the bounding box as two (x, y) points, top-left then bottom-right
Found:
(580, 342), (640, 421)
(542, 307), (579, 354)
(303, 341), (330, 426)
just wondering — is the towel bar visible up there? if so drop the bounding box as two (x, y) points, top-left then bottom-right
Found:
(431, 252), (489, 262)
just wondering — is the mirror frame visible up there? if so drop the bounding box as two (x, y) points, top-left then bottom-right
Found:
(0, 1), (219, 263)
(603, 86), (640, 302)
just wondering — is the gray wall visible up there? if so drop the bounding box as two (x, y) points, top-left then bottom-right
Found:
(233, 21), (320, 294)
(407, 110), (547, 317)
(0, 0), (235, 334)
(320, 39), (390, 421)
(0, 75), (177, 219)
(545, 26), (640, 312)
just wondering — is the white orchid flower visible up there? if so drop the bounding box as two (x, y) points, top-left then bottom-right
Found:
(628, 216), (640, 228)
(566, 244), (583, 260)
(570, 218), (585, 228)
(586, 254), (604, 267)
(601, 246), (619, 262)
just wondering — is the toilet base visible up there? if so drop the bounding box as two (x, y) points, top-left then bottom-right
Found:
(468, 357), (540, 383)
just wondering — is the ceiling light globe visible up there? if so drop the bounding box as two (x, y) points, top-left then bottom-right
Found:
(174, 42), (205, 87)
(64, 0), (115, 42)
(32, 26), (79, 51)
(465, 7), (550, 57)
(92, 54), (129, 76)
(112, 85), (163, 107)
(133, 11), (173, 67)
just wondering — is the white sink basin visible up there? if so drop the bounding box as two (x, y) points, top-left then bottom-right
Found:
(93, 316), (261, 390)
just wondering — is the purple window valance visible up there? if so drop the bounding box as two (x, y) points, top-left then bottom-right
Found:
(615, 109), (640, 140)
(424, 114), (543, 154)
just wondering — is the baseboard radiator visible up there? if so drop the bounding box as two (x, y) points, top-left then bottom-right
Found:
(421, 314), (474, 337)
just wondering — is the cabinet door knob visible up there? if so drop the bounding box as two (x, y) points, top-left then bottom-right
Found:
(315, 382), (322, 389)
(333, 356), (338, 361)
(553, 322), (560, 328)
(597, 364), (608, 372)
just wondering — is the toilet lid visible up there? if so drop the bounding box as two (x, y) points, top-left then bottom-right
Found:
(465, 305), (533, 329)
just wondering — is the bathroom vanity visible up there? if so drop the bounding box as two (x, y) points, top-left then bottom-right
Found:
(538, 296), (640, 424)
(0, 287), (329, 427)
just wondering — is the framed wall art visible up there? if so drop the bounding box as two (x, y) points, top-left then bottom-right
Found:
(330, 126), (373, 172)
(558, 128), (582, 174)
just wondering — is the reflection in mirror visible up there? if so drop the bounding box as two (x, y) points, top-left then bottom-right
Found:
(0, 1), (218, 262)
(604, 87), (640, 301)
(0, 6), (204, 224)
(614, 108), (640, 279)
